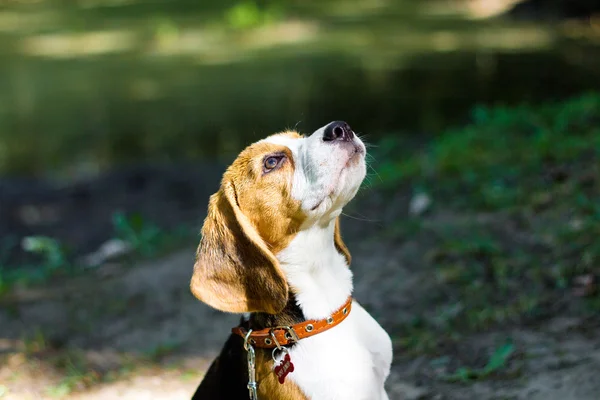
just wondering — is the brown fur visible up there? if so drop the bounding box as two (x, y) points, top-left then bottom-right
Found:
(334, 217), (351, 266)
(255, 349), (308, 400)
(190, 131), (351, 315)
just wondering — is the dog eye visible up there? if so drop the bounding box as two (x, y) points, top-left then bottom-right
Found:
(263, 156), (284, 172)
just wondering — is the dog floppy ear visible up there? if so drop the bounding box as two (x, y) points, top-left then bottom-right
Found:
(334, 217), (351, 266)
(190, 181), (289, 314)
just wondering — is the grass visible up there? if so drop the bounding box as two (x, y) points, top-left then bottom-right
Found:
(0, 236), (72, 296)
(444, 340), (517, 383)
(377, 93), (600, 211)
(0, 212), (196, 296)
(111, 211), (188, 258)
(376, 93), (600, 370)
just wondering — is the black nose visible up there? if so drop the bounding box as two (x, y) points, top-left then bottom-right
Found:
(323, 121), (354, 142)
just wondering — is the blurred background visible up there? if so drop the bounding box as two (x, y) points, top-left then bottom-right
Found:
(1, 0), (600, 399)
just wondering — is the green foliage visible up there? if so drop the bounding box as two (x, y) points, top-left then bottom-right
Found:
(377, 93), (600, 359)
(112, 212), (163, 257)
(376, 92), (600, 210)
(21, 236), (69, 271)
(224, 1), (282, 30)
(0, 236), (71, 295)
(112, 212), (194, 258)
(444, 340), (516, 382)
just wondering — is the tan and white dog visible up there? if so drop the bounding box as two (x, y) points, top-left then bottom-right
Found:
(190, 121), (392, 399)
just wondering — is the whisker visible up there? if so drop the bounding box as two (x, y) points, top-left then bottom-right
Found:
(367, 164), (384, 184)
(364, 154), (374, 164)
(341, 212), (380, 222)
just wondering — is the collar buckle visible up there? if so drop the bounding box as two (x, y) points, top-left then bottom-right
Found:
(269, 326), (299, 349)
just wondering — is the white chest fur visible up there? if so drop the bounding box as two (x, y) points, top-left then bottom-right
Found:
(276, 224), (393, 399)
(283, 301), (392, 400)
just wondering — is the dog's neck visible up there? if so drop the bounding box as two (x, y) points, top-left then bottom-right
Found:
(247, 219), (353, 330)
(278, 219), (354, 320)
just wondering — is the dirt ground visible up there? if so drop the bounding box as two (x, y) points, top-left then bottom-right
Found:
(2, 207), (600, 400)
(1, 164), (600, 399)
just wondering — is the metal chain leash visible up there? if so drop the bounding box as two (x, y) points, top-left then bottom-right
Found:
(244, 330), (258, 400)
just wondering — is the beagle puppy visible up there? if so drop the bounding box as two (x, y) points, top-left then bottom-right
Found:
(190, 121), (392, 399)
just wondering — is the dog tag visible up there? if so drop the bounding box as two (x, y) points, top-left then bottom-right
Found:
(274, 353), (295, 384)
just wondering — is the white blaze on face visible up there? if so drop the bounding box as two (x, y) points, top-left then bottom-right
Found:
(262, 124), (367, 225)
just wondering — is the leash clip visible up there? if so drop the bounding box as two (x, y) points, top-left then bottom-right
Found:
(244, 329), (259, 400)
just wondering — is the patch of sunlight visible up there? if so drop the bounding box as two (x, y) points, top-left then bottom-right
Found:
(463, 0), (524, 20)
(0, 10), (59, 33)
(326, 23), (553, 60)
(0, 346), (215, 400)
(243, 20), (320, 50)
(67, 376), (198, 400)
(420, 0), (523, 19)
(396, 26), (554, 53)
(149, 28), (222, 57)
(19, 30), (136, 58)
(149, 20), (318, 63)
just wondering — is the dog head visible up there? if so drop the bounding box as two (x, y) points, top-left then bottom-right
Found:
(191, 121), (366, 314)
